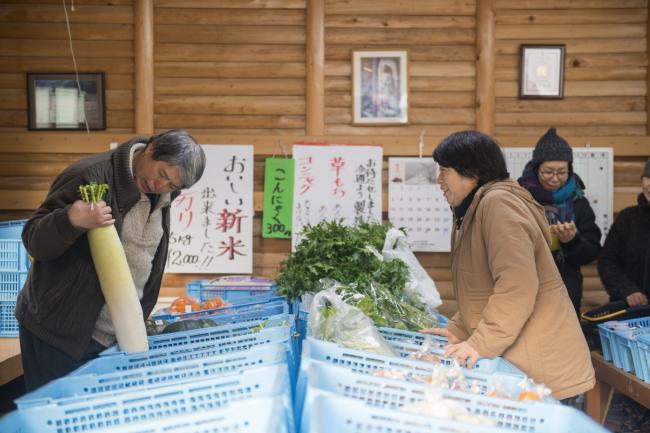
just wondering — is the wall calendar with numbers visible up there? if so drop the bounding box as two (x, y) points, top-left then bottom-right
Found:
(388, 157), (452, 252)
(504, 147), (613, 239)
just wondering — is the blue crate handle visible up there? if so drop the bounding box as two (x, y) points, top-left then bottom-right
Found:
(151, 299), (288, 322)
(300, 363), (601, 433)
(308, 394), (608, 433)
(102, 313), (294, 356)
(71, 326), (293, 376)
(16, 364), (294, 433)
(16, 341), (292, 410)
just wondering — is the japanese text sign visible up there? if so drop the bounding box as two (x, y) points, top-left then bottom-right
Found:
(262, 157), (294, 238)
(168, 145), (254, 273)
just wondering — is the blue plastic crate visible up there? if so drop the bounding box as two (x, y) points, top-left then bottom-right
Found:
(295, 338), (543, 417)
(0, 240), (29, 272)
(186, 276), (278, 303)
(308, 395), (608, 433)
(89, 397), (288, 433)
(71, 326), (292, 376)
(16, 342), (291, 410)
(598, 317), (650, 370)
(637, 334), (650, 383)
(0, 300), (18, 337)
(301, 363), (603, 433)
(101, 313), (294, 356)
(151, 298), (288, 323)
(15, 364), (294, 433)
(0, 220), (27, 238)
(0, 271), (27, 300)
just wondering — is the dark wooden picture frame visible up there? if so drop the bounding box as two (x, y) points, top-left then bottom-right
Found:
(519, 44), (565, 99)
(27, 72), (106, 130)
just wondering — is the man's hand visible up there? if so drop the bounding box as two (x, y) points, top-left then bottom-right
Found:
(626, 291), (648, 307)
(444, 341), (481, 368)
(68, 200), (115, 230)
(419, 327), (461, 344)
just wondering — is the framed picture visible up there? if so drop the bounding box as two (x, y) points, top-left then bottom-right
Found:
(519, 44), (565, 99)
(27, 72), (106, 130)
(352, 50), (408, 125)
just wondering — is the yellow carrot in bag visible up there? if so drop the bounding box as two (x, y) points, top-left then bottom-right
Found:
(80, 182), (148, 353)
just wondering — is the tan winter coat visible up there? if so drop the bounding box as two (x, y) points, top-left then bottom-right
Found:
(446, 179), (595, 400)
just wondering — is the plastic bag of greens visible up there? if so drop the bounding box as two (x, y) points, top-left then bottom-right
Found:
(308, 288), (397, 356)
(382, 228), (442, 311)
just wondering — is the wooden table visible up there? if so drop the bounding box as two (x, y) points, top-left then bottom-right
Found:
(0, 338), (21, 387)
(586, 351), (650, 424)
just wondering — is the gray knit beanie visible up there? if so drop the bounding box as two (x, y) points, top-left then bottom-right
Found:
(642, 158), (650, 179)
(532, 127), (573, 166)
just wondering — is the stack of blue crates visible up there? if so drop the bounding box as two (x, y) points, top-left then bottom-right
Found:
(598, 318), (650, 383)
(0, 220), (29, 337)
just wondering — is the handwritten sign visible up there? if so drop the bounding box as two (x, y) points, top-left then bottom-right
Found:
(292, 144), (383, 249)
(388, 157), (452, 252)
(262, 157), (294, 238)
(167, 145), (254, 273)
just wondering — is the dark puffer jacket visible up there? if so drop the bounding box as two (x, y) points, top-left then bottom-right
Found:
(598, 194), (650, 301)
(552, 196), (601, 315)
(16, 138), (175, 360)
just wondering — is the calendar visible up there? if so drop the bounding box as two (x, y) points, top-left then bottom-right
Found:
(504, 147), (614, 239)
(388, 157), (452, 252)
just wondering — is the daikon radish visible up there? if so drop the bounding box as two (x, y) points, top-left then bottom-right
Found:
(80, 183), (149, 353)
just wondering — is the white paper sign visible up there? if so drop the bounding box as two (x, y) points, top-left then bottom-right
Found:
(388, 157), (452, 252)
(167, 145), (254, 273)
(292, 144), (383, 249)
(505, 147), (614, 239)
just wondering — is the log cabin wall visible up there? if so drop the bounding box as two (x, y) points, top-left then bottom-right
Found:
(0, 0), (648, 317)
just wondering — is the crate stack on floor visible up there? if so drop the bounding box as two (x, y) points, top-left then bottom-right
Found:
(598, 318), (650, 383)
(294, 300), (610, 433)
(0, 278), (296, 433)
(0, 220), (29, 338)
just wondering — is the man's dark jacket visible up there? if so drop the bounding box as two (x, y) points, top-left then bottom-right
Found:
(598, 194), (650, 302)
(16, 138), (175, 360)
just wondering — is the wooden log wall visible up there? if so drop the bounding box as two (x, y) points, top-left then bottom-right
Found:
(0, 0), (649, 317)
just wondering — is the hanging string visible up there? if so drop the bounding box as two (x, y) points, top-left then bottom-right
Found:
(418, 130), (425, 159)
(62, 0), (89, 133)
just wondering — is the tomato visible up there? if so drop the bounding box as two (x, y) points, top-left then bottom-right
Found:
(518, 390), (541, 401)
(200, 297), (226, 311)
(168, 296), (201, 314)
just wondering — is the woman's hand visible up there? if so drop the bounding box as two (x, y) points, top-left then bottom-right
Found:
(551, 221), (577, 243)
(626, 291), (648, 307)
(68, 200), (115, 230)
(419, 327), (460, 344)
(444, 341), (480, 368)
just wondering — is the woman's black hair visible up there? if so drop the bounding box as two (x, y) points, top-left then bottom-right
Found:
(432, 130), (509, 184)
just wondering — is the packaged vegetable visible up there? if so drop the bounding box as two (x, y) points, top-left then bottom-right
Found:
(168, 296), (201, 314)
(309, 288), (397, 356)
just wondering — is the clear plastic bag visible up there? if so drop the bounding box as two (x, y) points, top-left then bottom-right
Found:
(382, 228), (442, 311)
(308, 288), (397, 356)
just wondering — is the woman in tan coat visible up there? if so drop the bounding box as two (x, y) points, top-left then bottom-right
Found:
(423, 131), (594, 405)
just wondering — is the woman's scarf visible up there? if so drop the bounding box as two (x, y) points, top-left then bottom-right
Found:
(518, 161), (584, 225)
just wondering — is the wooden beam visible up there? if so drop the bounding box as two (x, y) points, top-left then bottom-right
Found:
(306, 0), (325, 135)
(134, 0), (154, 135)
(476, 0), (496, 135)
(0, 133), (649, 157)
(647, 3), (650, 134)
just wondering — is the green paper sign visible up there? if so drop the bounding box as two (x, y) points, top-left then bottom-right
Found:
(262, 158), (294, 238)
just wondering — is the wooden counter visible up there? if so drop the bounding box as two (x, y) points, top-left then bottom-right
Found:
(586, 351), (650, 424)
(0, 338), (21, 387)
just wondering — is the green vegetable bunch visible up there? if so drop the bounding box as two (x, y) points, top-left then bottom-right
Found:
(277, 220), (409, 301)
(79, 182), (109, 203)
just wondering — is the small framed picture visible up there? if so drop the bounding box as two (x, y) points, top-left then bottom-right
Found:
(519, 45), (565, 99)
(352, 50), (408, 125)
(27, 72), (106, 130)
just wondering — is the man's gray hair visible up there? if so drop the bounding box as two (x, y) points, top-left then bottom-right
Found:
(147, 129), (205, 188)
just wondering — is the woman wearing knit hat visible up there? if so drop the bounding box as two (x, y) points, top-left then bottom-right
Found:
(518, 127), (601, 316)
(597, 159), (650, 307)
